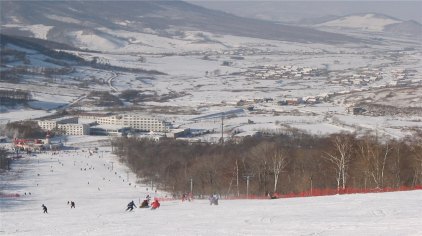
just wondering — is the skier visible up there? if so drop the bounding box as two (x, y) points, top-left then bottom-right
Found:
(42, 204), (48, 213)
(151, 199), (160, 210)
(126, 200), (136, 211)
(70, 201), (75, 208)
(140, 199), (149, 208)
(209, 194), (219, 205)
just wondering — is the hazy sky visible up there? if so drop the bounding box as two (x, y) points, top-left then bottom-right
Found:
(188, 1), (422, 23)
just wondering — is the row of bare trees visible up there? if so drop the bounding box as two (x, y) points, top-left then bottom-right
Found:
(112, 131), (422, 196)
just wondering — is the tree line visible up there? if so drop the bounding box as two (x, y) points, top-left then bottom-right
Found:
(112, 131), (422, 197)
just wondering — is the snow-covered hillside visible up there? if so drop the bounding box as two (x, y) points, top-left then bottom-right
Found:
(318, 13), (401, 32)
(1, 137), (422, 235)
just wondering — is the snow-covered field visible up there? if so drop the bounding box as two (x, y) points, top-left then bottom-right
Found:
(1, 137), (422, 236)
(1, 16), (421, 139)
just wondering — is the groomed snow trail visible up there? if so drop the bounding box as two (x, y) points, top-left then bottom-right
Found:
(1, 137), (422, 236)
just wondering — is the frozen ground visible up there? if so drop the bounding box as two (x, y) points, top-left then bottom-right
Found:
(1, 137), (422, 236)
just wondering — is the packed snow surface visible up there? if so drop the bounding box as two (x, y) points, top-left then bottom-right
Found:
(1, 137), (422, 236)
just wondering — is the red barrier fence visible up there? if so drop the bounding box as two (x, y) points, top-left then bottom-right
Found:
(0, 192), (20, 198)
(152, 186), (422, 202)
(222, 185), (422, 200)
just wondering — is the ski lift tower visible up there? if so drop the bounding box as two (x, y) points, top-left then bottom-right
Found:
(220, 112), (224, 144)
(243, 173), (254, 199)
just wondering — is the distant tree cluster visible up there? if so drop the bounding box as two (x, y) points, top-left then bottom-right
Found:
(87, 91), (123, 107)
(118, 89), (154, 103)
(0, 48), (28, 64)
(113, 132), (422, 197)
(4, 121), (45, 139)
(0, 147), (11, 170)
(0, 89), (31, 103)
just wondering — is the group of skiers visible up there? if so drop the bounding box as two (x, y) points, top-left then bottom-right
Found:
(41, 193), (224, 214)
(41, 201), (75, 214)
(126, 195), (160, 212)
(42, 198), (160, 214)
(68, 201), (76, 208)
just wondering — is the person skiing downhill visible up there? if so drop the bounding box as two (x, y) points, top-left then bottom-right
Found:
(140, 199), (149, 208)
(70, 201), (75, 209)
(209, 194), (219, 205)
(151, 199), (160, 210)
(42, 204), (48, 213)
(126, 200), (136, 211)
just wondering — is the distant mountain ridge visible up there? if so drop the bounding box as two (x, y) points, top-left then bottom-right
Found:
(311, 13), (422, 37)
(0, 0), (357, 50)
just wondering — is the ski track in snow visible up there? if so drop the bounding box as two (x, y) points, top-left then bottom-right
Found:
(1, 136), (422, 236)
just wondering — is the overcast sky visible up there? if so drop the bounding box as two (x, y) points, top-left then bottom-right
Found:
(187, 1), (422, 23)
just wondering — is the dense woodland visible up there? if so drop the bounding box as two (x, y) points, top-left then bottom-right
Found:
(113, 131), (422, 197)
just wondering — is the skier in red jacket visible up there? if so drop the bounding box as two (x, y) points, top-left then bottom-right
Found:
(151, 199), (160, 210)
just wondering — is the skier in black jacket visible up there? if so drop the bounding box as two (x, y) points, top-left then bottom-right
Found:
(42, 204), (48, 213)
(126, 201), (136, 211)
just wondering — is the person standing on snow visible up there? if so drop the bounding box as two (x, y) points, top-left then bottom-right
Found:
(70, 201), (76, 208)
(126, 200), (136, 211)
(42, 204), (48, 213)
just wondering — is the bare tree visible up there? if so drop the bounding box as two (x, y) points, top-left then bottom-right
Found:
(358, 136), (392, 189)
(271, 147), (288, 193)
(323, 134), (354, 192)
(249, 142), (272, 194)
(411, 138), (422, 186)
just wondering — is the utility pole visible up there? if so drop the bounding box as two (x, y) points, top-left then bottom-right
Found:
(246, 176), (250, 199)
(236, 160), (239, 197)
(243, 174), (253, 199)
(190, 178), (193, 194)
(110, 161), (114, 171)
(310, 176), (313, 196)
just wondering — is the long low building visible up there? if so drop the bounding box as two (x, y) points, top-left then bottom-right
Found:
(96, 113), (171, 132)
(90, 124), (130, 136)
(38, 113), (172, 136)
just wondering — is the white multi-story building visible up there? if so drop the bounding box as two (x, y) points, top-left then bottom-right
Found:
(38, 117), (88, 135)
(96, 114), (171, 132)
(38, 117), (78, 130)
(38, 120), (57, 131)
(57, 124), (90, 135)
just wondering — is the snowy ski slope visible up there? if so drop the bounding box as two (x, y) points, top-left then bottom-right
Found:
(1, 137), (422, 236)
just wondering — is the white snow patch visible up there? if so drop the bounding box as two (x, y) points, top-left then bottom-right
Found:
(45, 14), (81, 24)
(2, 24), (53, 40)
(68, 31), (127, 51)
